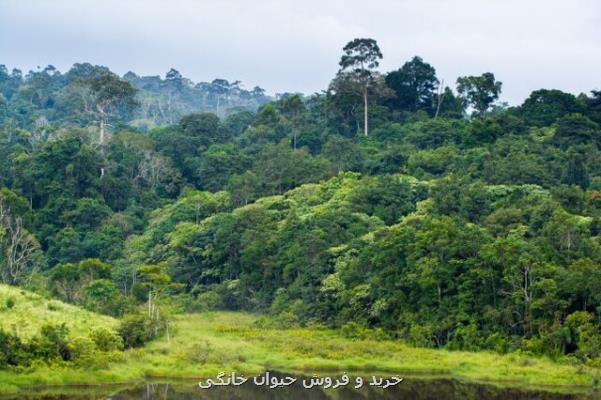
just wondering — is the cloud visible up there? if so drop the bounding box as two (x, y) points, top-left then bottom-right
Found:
(0, 0), (599, 103)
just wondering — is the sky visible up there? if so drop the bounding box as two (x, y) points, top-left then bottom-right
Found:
(1, 0), (600, 104)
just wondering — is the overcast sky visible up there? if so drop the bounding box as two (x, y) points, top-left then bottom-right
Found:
(1, 0), (600, 104)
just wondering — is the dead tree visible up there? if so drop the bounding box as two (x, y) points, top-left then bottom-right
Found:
(0, 196), (40, 285)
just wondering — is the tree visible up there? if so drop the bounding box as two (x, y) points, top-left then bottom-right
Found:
(197, 144), (248, 191)
(227, 171), (259, 207)
(87, 73), (138, 146)
(276, 94), (306, 149)
(0, 193), (42, 285)
(337, 38), (384, 136)
(179, 112), (223, 149)
(456, 73), (502, 116)
(82, 278), (126, 316)
(385, 56), (439, 114)
(322, 135), (363, 173)
(327, 71), (392, 137)
(207, 79), (234, 114)
(563, 150), (589, 189)
(0, 65), (24, 100)
(552, 114), (600, 149)
(49, 258), (111, 303)
(60, 71), (138, 177)
(587, 90), (601, 124)
(519, 89), (582, 127)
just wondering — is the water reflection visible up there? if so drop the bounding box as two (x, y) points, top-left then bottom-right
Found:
(4, 378), (601, 400)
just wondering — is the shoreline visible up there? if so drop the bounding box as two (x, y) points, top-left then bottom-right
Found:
(1, 312), (601, 396)
(1, 370), (599, 397)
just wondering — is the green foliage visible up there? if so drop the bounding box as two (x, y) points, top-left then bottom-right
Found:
(553, 113), (600, 149)
(82, 279), (129, 316)
(456, 73), (502, 116)
(117, 314), (166, 349)
(2, 52), (601, 365)
(5, 297), (15, 309)
(89, 327), (123, 352)
(32, 323), (71, 361)
(0, 283), (128, 372)
(385, 56), (439, 115)
(0, 329), (29, 367)
(68, 336), (96, 366)
(519, 89), (583, 126)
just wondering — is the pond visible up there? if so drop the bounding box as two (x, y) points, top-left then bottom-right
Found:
(3, 376), (601, 400)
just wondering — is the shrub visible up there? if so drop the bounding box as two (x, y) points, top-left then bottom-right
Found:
(0, 329), (30, 367)
(5, 297), (15, 309)
(340, 322), (369, 340)
(69, 336), (96, 367)
(31, 323), (71, 361)
(118, 315), (149, 348)
(118, 314), (166, 348)
(265, 311), (299, 329)
(90, 328), (123, 351)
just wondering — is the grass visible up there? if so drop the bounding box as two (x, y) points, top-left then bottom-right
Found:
(115, 313), (601, 391)
(0, 284), (117, 339)
(1, 284), (601, 395)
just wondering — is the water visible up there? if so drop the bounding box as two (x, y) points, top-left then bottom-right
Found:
(3, 377), (600, 400)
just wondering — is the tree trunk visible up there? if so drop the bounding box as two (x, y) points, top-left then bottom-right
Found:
(99, 117), (105, 145)
(97, 105), (106, 177)
(434, 80), (445, 119)
(363, 88), (369, 136)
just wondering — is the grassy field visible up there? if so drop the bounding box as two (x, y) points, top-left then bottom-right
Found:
(0, 284), (117, 338)
(1, 284), (601, 395)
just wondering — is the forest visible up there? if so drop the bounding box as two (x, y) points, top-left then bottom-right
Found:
(1, 38), (601, 372)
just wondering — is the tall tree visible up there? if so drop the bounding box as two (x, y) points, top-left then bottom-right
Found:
(337, 38), (383, 136)
(456, 73), (502, 116)
(586, 90), (601, 124)
(519, 89), (582, 126)
(385, 56), (439, 114)
(89, 73), (138, 176)
(88, 73), (138, 146)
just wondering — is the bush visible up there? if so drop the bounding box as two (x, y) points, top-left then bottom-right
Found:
(0, 329), (30, 367)
(118, 314), (166, 348)
(340, 322), (369, 340)
(69, 336), (96, 367)
(5, 297), (15, 309)
(407, 323), (436, 348)
(90, 328), (123, 352)
(31, 323), (71, 361)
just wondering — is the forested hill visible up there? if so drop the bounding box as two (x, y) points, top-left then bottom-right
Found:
(0, 63), (270, 131)
(1, 39), (601, 359)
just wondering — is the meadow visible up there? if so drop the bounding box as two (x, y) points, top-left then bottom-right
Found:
(1, 285), (600, 395)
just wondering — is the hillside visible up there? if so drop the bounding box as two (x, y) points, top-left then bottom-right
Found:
(0, 284), (117, 339)
(1, 39), (601, 376)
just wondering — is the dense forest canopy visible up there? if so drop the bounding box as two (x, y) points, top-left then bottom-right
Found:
(2, 38), (601, 361)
